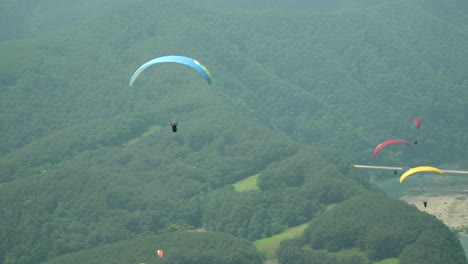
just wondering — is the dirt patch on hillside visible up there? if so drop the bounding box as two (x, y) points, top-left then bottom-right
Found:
(401, 192), (468, 233)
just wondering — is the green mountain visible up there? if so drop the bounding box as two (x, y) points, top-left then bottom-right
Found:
(1, 0), (467, 263)
(0, 0), (134, 40)
(2, 0), (467, 164)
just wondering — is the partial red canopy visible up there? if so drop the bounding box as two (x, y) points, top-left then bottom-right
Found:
(157, 249), (164, 258)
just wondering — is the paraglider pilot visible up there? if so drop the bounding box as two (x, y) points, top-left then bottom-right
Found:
(170, 121), (178, 133)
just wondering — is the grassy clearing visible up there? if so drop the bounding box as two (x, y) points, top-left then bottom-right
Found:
(254, 223), (308, 260)
(125, 125), (162, 146)
(305, 247), (369, 261)
(374, 258), (399, 264)
(232, 173), (260, 192)
(252, 205), (338, 260)
(306, 247), (398, 264)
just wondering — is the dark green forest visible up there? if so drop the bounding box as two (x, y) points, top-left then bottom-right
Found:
(1, 0), (467, 263)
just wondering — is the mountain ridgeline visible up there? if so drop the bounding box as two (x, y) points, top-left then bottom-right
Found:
(0, 0), (467, 263)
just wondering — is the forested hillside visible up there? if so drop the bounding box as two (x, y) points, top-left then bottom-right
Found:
(0, 0), (133, 40)
(278, 194), (467, 263)
(2, 0), (467, 164)
(2, 0), (468, 162)
(201, 0), (468, 165)
(42, 232), (263, 264)
(1, 0), (467, 263)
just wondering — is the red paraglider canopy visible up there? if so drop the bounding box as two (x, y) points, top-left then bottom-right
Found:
(373, 139), (412, 157)
(413, 118), (422, 129)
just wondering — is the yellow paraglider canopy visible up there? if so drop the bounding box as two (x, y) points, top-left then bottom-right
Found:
(400, 166), (445, 183)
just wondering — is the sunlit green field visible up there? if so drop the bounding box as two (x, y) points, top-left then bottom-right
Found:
(254, 223), (308, 260)
(374, 258), (399, 264)
(125, 125), (163, 146)
(233, 174), (260, 192)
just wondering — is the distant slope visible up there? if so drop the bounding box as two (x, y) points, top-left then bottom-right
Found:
(1, 0), (467, 163)
(197, 0), (390, 11)
(1, 0), (467, 264)
(204, 0), (468, 164)
(0, 0), (133, 40)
